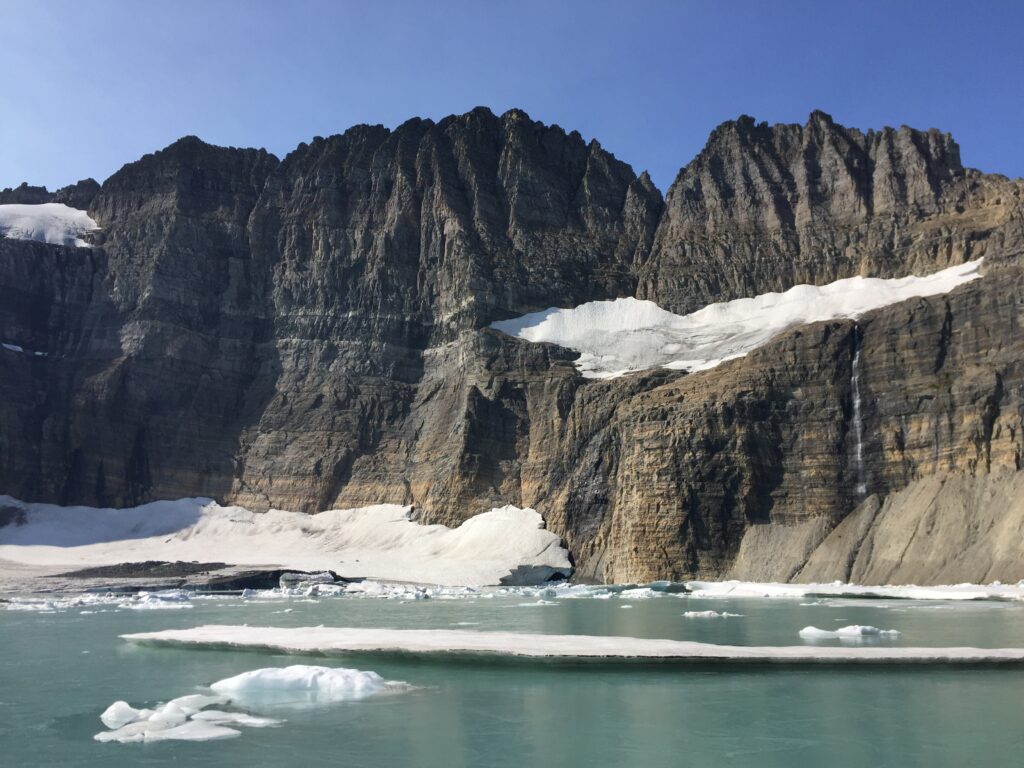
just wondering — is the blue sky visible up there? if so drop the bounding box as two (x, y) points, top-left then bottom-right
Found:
(1, 0), (1022, 193)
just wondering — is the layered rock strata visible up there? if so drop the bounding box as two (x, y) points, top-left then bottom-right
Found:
(1, 109), (1022, 584)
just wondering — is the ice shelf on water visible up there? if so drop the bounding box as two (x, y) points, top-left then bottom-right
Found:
(490, 259), (983, 378)
(93, 664), (409, 744)
(0, 203), (98, 247)
(210, 664), (411, 704)
(121, 625), (1024, 664)
(0, 494), (570, 586)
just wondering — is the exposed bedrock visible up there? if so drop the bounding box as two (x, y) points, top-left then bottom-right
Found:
(1, 109), (1023, 584)
(638, 111), (1024, 313)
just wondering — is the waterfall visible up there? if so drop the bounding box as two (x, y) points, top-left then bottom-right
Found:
(850, 325), (867, 497)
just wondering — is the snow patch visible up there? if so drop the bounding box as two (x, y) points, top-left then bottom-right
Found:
(491, 260), (983, 378)
(1, 342), (47, 356)
(0, 203), (98, 247)
(0, 495), (570, 587)
(122, 625), (1024, 664)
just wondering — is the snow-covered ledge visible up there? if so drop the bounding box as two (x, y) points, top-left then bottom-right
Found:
(491, 260), (983, 378)
(0, 202), (99, 247)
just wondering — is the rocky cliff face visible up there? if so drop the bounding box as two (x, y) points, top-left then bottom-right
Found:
(1, 109), (1022, 585)
(639, 111), (1024, 312)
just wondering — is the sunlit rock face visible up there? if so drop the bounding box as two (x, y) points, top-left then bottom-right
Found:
(638, 111), (1024, 314)
(1, 109), (1022, 584)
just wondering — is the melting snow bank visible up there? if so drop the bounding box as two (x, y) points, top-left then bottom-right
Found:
(491, 260), (983, 378)
(685, 580), (1024, 602)
(0, 495), (570, 586)
(121, 625), (1024, 665)
(94, 664), (408, 744)
(799, 625), (901, 641)
(0, 203), (98, 247)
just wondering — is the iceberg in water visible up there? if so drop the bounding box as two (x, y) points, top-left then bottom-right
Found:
(94, 664), (408, 744)
(210, 664), (409, 705)
(491, 260), (983, 378)
(0, 203), (98, 247)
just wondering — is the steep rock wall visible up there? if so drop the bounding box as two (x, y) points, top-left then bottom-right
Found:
(2, 109), (1023, 585)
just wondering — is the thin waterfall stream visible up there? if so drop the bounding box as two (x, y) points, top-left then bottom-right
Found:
(850, 325), (866, 497)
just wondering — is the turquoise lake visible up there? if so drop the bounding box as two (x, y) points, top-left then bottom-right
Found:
(3, 590), (1024, 767)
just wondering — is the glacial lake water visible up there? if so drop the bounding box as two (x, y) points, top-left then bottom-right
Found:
(3, 589), (1024, 767)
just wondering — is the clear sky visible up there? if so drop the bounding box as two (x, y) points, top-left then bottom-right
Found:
(2, 0), (1022, 193)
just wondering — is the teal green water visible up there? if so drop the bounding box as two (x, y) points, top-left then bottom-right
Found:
(3, 594), (1024, 766)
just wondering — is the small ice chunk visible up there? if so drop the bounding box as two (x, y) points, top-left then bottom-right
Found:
(190, 710), (279, 727)
(799, 625), (901, 640)
(161, 694), (222, 714)
(99, 701), (153, 729)
(683, 610), (743, 618)
(96, 720), (241, 743)
(618, 587), (659, 600)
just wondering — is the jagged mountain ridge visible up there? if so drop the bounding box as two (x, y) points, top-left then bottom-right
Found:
(1, 107), (1022, 584)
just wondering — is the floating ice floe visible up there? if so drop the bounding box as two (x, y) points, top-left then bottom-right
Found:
(0, 495), (571, 586)
(799, 625), (901, 640)
(121, 590), (193, 610)
(683, 611), (743, 618)
(95, 693), (277, 743)
(94, 664), (409, 744)
(7, 576), (1023, 612)
(617, 587), (662, 600)
(121, 625), (1024, 664)
(491, 260), (983, 378)
(0, 203), (98, 247)
(684, 580), (1024, 602)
